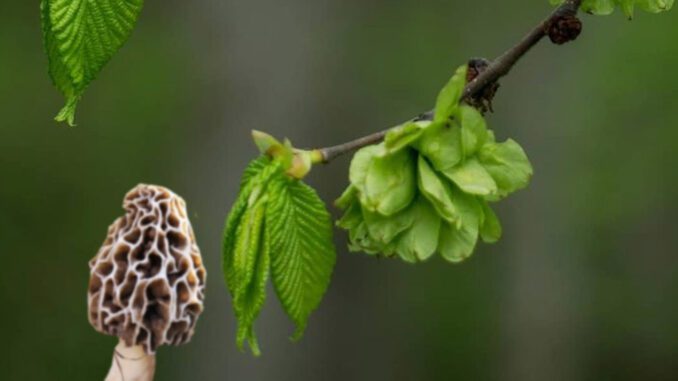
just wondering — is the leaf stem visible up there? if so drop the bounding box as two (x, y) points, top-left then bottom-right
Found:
(316, 0), (582, 163)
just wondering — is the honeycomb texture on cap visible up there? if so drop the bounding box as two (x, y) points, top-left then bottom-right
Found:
(88, 184), (206, 354)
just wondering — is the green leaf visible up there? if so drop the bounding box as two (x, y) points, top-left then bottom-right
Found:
(395, 198), (441, 263)
(588, 0), (617, 14)
(550, 0), (615, 14)
(232, 193), (268, 355)
(41, 0), (144, 125)
(438, 189), (482, 263)
(480, 201), (502, 244)
(417, 156), (458, 224)
(349, 144), (417, 216)
(266, 177), (336, 340)
(337, 194), (394, 255)
(636, 0), (674, 14)
(549, 0), (673, 17)
(335, 185), (358, 210)
(362, 204), (415, 245)
(619, 0), (674, 17)
(363, 148), (417, 216)
(223, 158), (272, 295)
(336, 197), (363, 231)
(415, 121), (463, 170)
(450, 185), (483, 229)
(441, 158), (497, 196)
(478, 139), (533, 198)
(434, 65), (468, 123)
(241, 156), (271, 188)
(223, 159), (282, 355)
(438, 221), (477, 263)
(384, 121), (427, 153)
(349, 145), (382, 198)
(347, 221), (387, 255)
(456, 105), (488, 157)
(340, 200), (405, 257)
(41, 1), (78, 123)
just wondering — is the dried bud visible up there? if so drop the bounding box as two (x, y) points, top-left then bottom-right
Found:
(547, 14), (582, 45)
(466, 58), (490, 84)
(465, 58), (499, 114)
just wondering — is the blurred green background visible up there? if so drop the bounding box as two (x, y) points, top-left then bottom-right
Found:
(2, 1), (678, 380)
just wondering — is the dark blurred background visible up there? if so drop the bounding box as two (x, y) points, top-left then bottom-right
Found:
(2, 1), (678, 380)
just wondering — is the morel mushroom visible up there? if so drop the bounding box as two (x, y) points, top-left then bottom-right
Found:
(88, 184), (206, 381)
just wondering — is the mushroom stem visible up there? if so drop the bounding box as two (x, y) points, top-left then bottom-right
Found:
(104, 340), (156, 381)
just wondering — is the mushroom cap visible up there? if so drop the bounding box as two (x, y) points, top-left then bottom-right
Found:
(88, 184), (206, 353)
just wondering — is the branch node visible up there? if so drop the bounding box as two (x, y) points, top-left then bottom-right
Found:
(547, 14), (583, 45)
(465, 58), (500, 114)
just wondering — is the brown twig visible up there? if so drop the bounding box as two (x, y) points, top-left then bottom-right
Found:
(316, 0), (583, 163)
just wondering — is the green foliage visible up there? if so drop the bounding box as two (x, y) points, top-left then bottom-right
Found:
(222, 137), (336, 355)
(336, 65), (533, 263)
(351, 145), (417, 216)
(222, 158), (279, 355)
(549, 0), (673, 18)
(266, 176), (336, 341)
(434, 65), (467, 123)
(478, 139), (534, 200)
(41, 0), (144, 125)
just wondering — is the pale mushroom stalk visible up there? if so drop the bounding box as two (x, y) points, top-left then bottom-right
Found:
(88, 184), (206, 381)
(105, 340), (156, 381)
